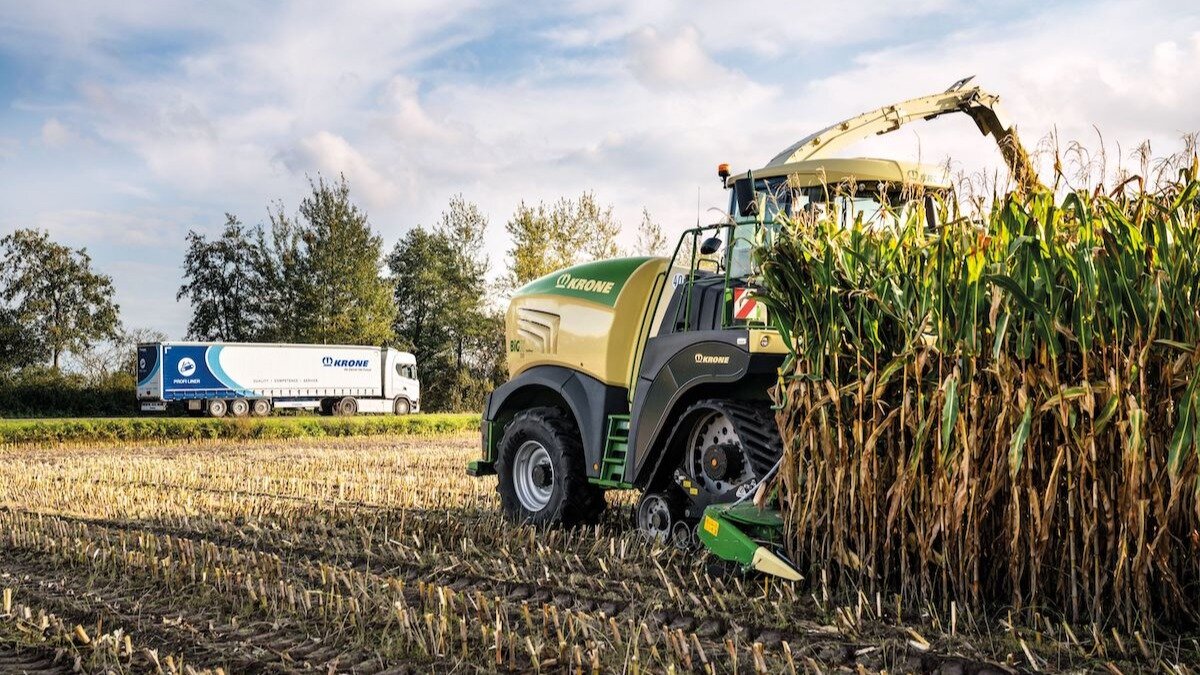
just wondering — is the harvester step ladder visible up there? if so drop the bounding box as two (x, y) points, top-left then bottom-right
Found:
(594, 414), (633, 488)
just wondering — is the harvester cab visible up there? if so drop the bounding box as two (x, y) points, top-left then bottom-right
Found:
(469, 78), (1035, 581)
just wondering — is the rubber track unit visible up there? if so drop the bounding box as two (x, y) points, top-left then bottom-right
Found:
(684, 399), (783, 493)
(495, 407), (606, 526)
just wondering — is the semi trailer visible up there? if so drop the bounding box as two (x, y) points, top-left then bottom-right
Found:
(136, 342), (420, 417)
(468, 78), (1041, 579)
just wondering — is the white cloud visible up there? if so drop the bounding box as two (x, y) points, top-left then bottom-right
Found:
(35, 207), (199, 248)
(545, 0), (956, 56)
(40, 118), (75, 147)
(798, 4), (1200, 186)
(294, 131), (399, 207)
(627, 26), (743, 90)
(2, 0), (1199, 340)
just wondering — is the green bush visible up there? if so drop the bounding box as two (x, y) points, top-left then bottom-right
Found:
(0, 413), (479, 445)
(0, 367), (136, 417)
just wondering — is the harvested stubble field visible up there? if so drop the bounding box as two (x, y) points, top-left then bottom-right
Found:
(0, 433), (1192, 674)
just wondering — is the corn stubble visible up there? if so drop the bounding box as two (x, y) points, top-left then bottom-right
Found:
(0, 434), (895, 674)
(760, 154), (1200, 632)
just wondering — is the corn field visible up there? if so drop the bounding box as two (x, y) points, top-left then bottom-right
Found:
(760, 156), (1200, 634)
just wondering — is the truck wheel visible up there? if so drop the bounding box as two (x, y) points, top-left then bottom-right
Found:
(251, 399), (271, 417)
(336, 396), (358, 416)
(229, 398), (250, 417)
(393, 398), (411, 415)
(495, 407), (605, 526)
(207, 399), (228, 418)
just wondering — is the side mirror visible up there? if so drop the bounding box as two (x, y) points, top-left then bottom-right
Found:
(734, 179), (758, 217)
(700, 236), (722, 255)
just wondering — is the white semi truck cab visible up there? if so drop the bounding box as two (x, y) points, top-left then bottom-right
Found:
(136, 342), (420, 417)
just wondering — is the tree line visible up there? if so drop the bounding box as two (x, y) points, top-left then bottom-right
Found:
(176, 175), (671, 412)
(0, 175), (671, 413)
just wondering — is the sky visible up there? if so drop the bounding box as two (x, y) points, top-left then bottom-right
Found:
(1, 0), (1198, 339)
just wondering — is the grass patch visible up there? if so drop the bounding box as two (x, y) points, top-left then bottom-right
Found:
(0, 413), (479, 445)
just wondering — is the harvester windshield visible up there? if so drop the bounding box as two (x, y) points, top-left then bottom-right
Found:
(731, 176), (943, 233)
(725, 176), (946, 283)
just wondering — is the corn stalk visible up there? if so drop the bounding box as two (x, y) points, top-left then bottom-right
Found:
(759, 160), (1200, 631)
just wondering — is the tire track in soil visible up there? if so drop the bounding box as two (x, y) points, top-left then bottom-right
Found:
(0, 643), (72, 675)
(8, 508), (772, 638)
(0, 550), (395, 675)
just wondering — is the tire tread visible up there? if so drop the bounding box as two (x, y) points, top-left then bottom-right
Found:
(495, 407), (606, 526)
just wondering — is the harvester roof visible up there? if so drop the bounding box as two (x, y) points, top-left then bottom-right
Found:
(736, 157), (951, 190)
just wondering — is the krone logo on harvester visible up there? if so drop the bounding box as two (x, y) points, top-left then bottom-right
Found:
(555, 273), (615, 295)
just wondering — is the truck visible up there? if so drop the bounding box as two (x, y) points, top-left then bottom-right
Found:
(136, 342), (420, 417)
(467, 78), (1041, 579)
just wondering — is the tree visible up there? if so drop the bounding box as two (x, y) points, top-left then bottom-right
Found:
(575, 191), (621, 261)
(293, 175), (396, 345)
(0, 228), (121, 370)
(435, 195), (490, 371)
(74, 326), (168, 381)
(633, 208), (670, 256)
(388, 227), (460, 411)
(504, 201), (568, 290)
(504, 191), (623, 289)
(253, 203), (309, 342)
(177, 215), (261, 341)
(389, 195), (504, 412)
(0, 307), (43, 371)
(175, 175), (394, 346)
(388, 227), (456, 363)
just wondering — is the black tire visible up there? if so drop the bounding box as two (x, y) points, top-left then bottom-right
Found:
(207, 399), (228, 418)
(336, 396), (358, 416)
(251, 399), (271, 417)
(229, 398), (250, 417)
(394, 398), (411, 415)
(319, 399), (334, 416)
(495, 407), (605, 526)
(636, 487), (688, 542)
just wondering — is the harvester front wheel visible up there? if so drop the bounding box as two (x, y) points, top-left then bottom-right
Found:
(495, 407), (604, 526)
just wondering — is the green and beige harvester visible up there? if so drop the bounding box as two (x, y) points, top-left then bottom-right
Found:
(467, 78), (1039, 580)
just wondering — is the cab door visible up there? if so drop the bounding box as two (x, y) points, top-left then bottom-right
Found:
(390, 356), (420, 408)
(626, 226), (747, 480)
